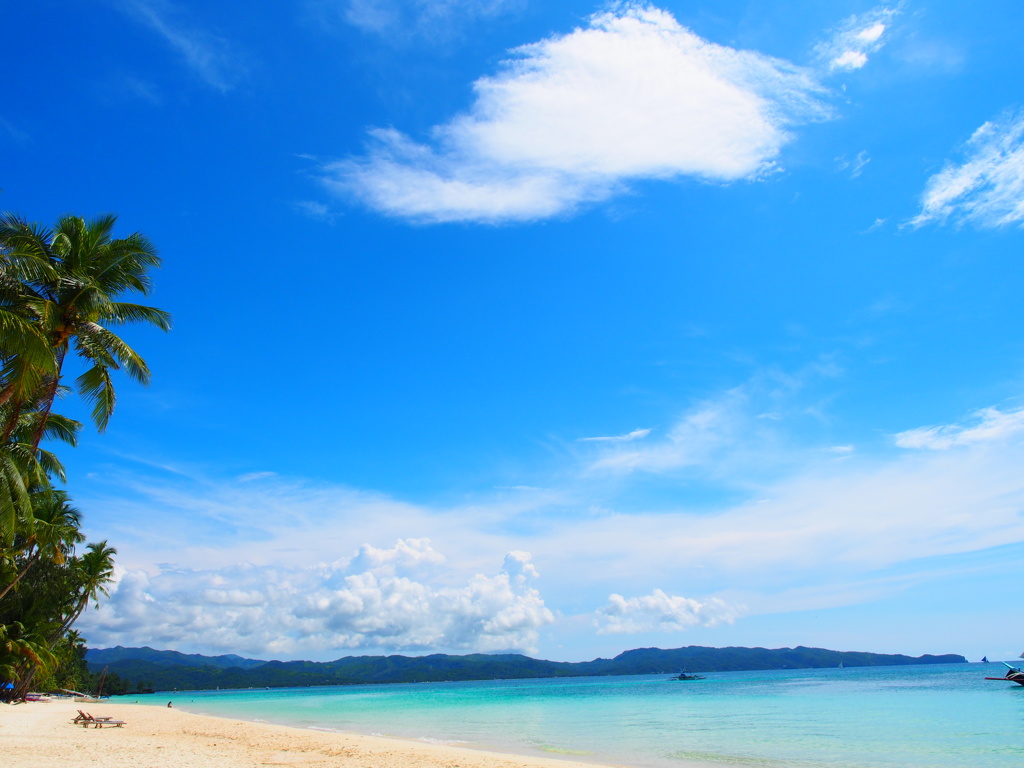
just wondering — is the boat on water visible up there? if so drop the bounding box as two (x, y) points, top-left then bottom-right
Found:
(61, 687), (104, 703)
(668, 672), (706, 681)
(984, 662), (1024, 686)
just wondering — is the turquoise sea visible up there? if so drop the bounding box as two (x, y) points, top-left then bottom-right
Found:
(139, 663), (1024, 768)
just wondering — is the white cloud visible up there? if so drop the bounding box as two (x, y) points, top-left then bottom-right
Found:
(578, 428), (652, 443)
(815, 5), (901, 72)
(582, 359), (849, 476)
(76, 366), (1024, 658)
(348, 537), (447, 574)
(894, 406), (1024, 450)
(587, 394), (742, 473)
(325, 0), (520, 38)
(832, 50), (868, 70)
(117, 0), (247, 91)
(909, 111), (1024, 229)
(326, 3), (830, 223)
(237, 471), (276, 482)
(598, 589), (741, 634)
(79, 540), (554, 657)
(294, 200), (339, 223)
(836, 150), (870, 178)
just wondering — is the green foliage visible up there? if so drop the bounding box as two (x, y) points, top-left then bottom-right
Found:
(0, 211), (166, 701)
(35, 631), (89, 693)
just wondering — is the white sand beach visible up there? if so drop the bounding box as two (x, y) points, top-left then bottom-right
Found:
(1, 698), (631, 768)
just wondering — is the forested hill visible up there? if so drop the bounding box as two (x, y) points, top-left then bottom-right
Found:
(85, 645), (966, 694)
(87, 645), (267, 670)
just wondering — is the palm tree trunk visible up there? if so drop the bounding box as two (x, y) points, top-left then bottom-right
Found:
(0, 397), (25, 444)
(0, 549), (40, 604)
(48, 595), (89, 647)
(29, 348), (65, 451)
(12, 663), (38, 701)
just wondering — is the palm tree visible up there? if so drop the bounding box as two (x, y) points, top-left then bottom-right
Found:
(0, 210), (165, 700)
(0, 213), (171, 448)
(0, 404), (79, 592)
(0, 621), (56, 700)
(51, 540), (117, 642)
(0, 213), (58, 412)
(9, 540), (117, 700)
(0, 490), (84, 605)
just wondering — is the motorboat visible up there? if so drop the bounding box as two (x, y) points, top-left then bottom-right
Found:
(668, 671), (705, 681)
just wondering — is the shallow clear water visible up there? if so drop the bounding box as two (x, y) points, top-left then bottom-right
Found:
(135, 664), (1024, 768)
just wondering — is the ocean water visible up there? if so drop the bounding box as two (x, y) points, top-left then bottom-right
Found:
(137, 663), (1024, 768)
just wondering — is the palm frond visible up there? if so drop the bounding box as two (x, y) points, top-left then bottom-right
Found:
(33, 448), (66, 484)
(75, 364), (116, 431)
(97, 302), (172, 331)
(36, 412), (80, 447)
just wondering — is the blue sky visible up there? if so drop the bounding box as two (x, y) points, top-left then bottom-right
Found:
(5, 0), (1024, 662)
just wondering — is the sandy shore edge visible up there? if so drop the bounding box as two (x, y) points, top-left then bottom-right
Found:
(1, 698), (643, 768)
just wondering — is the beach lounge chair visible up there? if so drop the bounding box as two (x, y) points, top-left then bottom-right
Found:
(75, 712), (119, 727)
(91, 718), (126, 728)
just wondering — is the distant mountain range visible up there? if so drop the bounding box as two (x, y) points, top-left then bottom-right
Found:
(87, 645), (268, 670)
(85, 645), (966, 693)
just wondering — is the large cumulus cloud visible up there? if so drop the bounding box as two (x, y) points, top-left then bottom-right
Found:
(78, 540), (554, 657)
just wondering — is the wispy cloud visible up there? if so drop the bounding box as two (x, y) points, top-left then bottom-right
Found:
(894, 405), (1024, 450)
(324, 3), (830, 224)
(597, 589), (741, 634)
(586, 393), (746, 474)
(314, 0), (520, 40)
(237, 471), (277, 482)
(815, 4), (901, 72)
(578, 428), (652, 443)
(579, 360), (844, 477)
(117, 0), (247, 91)
(836, 150), (871, 178)
(909, 110), (1024, 229)
(294, 200), (340, 223)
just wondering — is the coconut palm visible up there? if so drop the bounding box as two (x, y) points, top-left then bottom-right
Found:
(0, 490), (84, 605)
(0, 621), (56, 698)
(0, 213), (171, 448)
(51, 540), (117, 641)
(0, 213), (58, 412)
(7, 540), (116, 700)
(0, 210), (164, 700)
(0, 402), (78, 583)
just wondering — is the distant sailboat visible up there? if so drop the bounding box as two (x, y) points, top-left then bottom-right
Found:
(981, 656), (989, 663)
